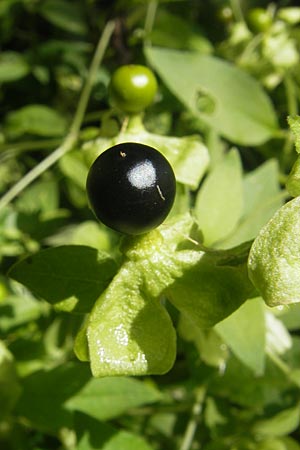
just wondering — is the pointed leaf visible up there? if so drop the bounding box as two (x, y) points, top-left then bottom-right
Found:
(195, 149), (243, 245)
(65, 377), (161, 421)
(9, 245), (117, 313)
(146, 47), (278, 145)
(215, 298), (265, 375)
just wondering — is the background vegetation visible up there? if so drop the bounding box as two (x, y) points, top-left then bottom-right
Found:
(1, 1), (300, 449)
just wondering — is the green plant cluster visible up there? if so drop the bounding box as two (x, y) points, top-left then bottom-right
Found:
(1, 1), (300, 449)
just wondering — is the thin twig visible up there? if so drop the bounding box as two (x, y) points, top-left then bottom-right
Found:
(0, 20), (115, 211)
(180, 388), (205, 450)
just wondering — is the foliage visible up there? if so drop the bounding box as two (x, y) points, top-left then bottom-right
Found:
(1, 1), (300, 449)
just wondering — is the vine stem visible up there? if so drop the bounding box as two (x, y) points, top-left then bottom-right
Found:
(179, 388), (206, 450)
(0, 20), (115, 211)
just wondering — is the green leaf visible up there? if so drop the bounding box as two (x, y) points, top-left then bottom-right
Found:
(0, 295), (45, 332)
(15, 179), (59, 214)
(288, 115), (300, 153)
(248, 196), (300, 306)
(9, 245), (117, 313)
(168, 248), (254, 328)
(0, 341), (22, 420)
(65, 377), (161, 421)
(0, 52), (30, 83)
(39, 0), (88, 35)
(252, 403), (300, 438)
(59, 151), (88, 190)
(257, 438), (294, 450)
(215, 298), (266, 375)
(195, 149), (244, 245)
(15, 363), (91, 432)
(85, 262), (176, 377)
(150, 9), (213, 53)
(146, 47), (278, 145)
(222, 159), (283, 247)
(75, 414), (154, 450)
(5, 104), (67, 138)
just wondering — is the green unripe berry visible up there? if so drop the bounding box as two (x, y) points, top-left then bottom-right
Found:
(247, 8), (272, 33)
(109, 64), (158, 114)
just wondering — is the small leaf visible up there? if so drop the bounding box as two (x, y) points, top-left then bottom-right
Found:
(252, 403), (300, 438)
(168, 251), (254, 328)
(146, 47), (278, 145)
(195, 149), (244, 245)
(39, 0), (88, 35)
(9, 246), (117, 313)
(215, 298), (266, 375)
(75, 414), (154, 450)
(0, 52), (29, 83)
(15, 363), (91, 432)
(86, 262), (176, 377)
(223, 159), (283, 247)
(248, 197), (300, 306)
(65, 377), (161, 421)
(5, 104), (67, 138)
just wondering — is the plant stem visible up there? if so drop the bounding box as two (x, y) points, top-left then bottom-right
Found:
(230, 0), (245, 23)
(144, 0), (158, 46)
(0, 20), (115, 211)
(180, 388), (205, 450)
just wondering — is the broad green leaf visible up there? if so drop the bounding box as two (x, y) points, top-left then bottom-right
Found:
(85, 262), (176, 377)
(222, 159), (283, 247)
(39, 0), (88, 35)
(5, 105), (67, 138)
(0, 52), (29, 83)
(9, 246), (117, 313)
(252, 403), (300, 438)
(167, 250), (254, 328)
(195, 149), (244, 245)
(0, 341), (21, 420)
(215, 298), (266, 375)
(65, 377), (161, 420)
(75, 414), (154, 450)
(146, 47), (278, 145)
(15, 363), (91, 432)
(248, 196), (300, 306)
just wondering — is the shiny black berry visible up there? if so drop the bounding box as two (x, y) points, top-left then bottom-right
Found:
(86, 142), (176, 235)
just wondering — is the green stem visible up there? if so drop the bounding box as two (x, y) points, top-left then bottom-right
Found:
(144, 0), (158, 46)
(0, 20), (115, 211)
(180, 388), (205, 450)
(267, 349), (299, 387)
(230, 0), (245, 23)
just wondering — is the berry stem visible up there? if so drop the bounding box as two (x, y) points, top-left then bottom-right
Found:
(0, 20), (115, 211)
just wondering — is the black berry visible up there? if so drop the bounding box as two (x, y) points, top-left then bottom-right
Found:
(86, 142), (176, 235)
